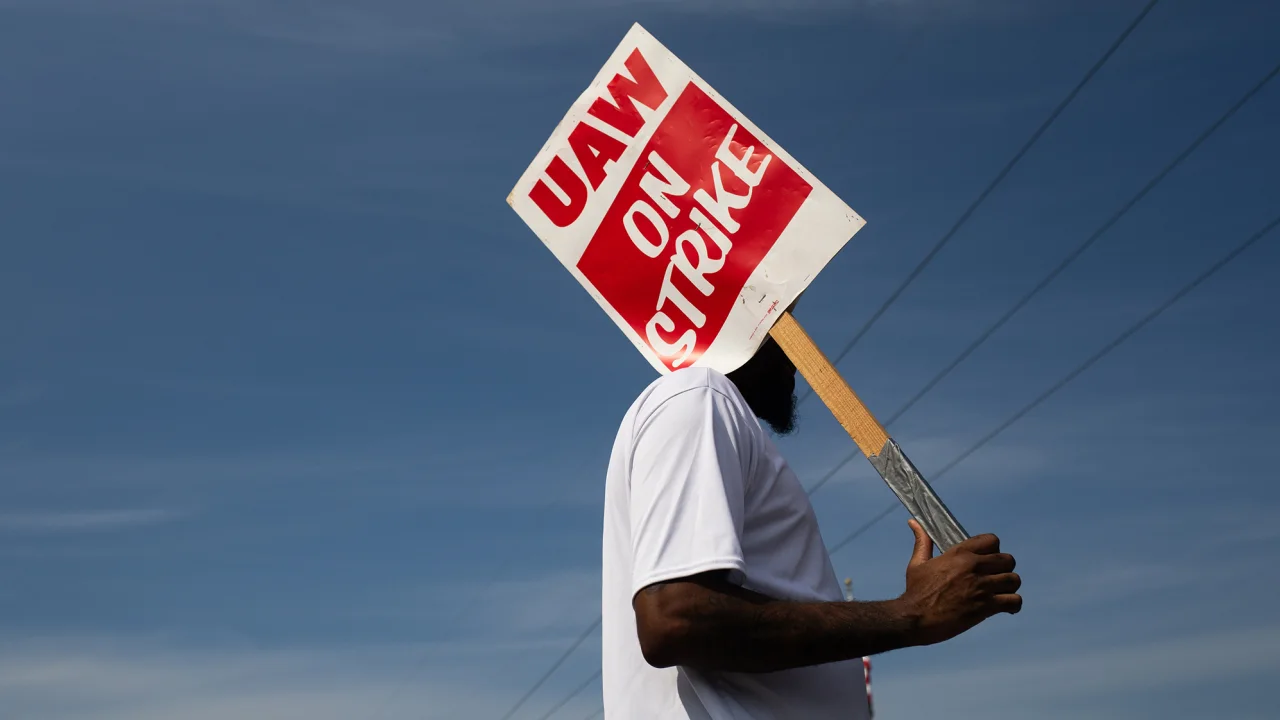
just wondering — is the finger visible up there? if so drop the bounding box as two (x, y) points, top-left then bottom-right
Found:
(974, 553), (1016, 575)
(981, 573), (1022, 595)
(952, 533), (1000, 555)
(992, 593), (1023, 615)
(907, 519), (934, 568)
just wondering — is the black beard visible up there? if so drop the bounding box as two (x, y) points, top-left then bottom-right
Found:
(742, 387), (798, 436)
(762, 392), (799, 436)
(726, 336), (800, 436)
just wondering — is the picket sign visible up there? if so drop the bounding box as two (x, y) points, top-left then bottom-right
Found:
(508, 23), (967, 550)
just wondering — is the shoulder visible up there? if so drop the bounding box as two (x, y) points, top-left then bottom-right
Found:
(637, 367), (742, 410)
(622, 370), (762, 480)
(626, 368), (756, 433)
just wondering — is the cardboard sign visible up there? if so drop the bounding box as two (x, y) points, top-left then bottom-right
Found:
(508, 23), (865, 374)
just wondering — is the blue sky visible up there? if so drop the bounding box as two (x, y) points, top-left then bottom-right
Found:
(1, 0), (1278, 718)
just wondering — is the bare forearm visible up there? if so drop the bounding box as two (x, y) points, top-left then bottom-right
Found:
(676, 594), (917, 672)
(637, 575), (921, 673)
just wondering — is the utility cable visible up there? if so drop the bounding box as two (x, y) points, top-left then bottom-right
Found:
(498, 1), (1173, 710)
(532, 669), (601, 720)
(365, 477), (599, 720)
(803, 57), (1280, 497)
(797, 0), (1163, 407)
(825, 212), (1280, 556)
(498, 617), (602, 720)
(487, 18), (936, 719)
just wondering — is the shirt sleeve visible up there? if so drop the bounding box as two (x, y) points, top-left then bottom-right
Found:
(628, 385), (754, 598)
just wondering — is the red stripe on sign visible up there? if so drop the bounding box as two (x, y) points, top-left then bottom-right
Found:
(577, 82), (811, 371)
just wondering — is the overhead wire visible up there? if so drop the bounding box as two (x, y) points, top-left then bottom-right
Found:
(487, 17), (932, 718)
(530, 669), (602, 720)
(803, 57), (1280, 498)
(365, 477), (602, 720)
(536, 208), (1280, 719)
(498, 617), (602, 720)
(825, 211), (1280, 556)
(497, 0), (1169, 713)
(796, 0), (1164, 408)
(568, 211), (1280, 720)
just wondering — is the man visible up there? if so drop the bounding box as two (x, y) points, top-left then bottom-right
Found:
(601, 332), (1022, 718)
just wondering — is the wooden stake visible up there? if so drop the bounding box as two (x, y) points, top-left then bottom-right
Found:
(769, 312), (970, 551)
(769, 313), (889, 457)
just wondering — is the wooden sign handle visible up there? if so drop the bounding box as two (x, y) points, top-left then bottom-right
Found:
(769, 312), (970, 551)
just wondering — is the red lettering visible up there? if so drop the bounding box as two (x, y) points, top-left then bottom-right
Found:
(588, 49), (668, 138)
(528, 155), (588, 228)
(577, 83), (811, 371)
(569, 122), (628, 191)
(528, 49), (669, 228)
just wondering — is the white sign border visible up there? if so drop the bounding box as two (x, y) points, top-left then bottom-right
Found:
(509, 23), (866, 375)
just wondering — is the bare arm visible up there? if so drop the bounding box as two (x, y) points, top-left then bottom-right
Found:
(634, 570), (919, 672)
(633, 521), (1022, 673)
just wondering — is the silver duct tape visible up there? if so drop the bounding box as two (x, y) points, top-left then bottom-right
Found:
(867, 439), (969, 551)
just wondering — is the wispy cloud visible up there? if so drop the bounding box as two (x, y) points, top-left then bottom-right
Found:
(0, 384), (43, 408)
(452, 569), (603, 636)
(0, 639), (501, 720)
(874, 623), (1280, 719)
(0, 632), (607, 720)
(0, 0), (1000, 54)
(6, 621), (1274, 720)
(0, 509), (184, 534)
(0, 432), (604, 509)
(347, 568), (603, 643)
(1034, 557), (1200, 611)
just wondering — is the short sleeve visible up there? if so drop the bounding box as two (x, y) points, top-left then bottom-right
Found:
(628, 385), (753, 598)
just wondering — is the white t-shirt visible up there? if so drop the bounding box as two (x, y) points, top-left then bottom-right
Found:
(601, 367), (869, 719)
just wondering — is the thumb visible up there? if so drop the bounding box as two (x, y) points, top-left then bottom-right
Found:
(907, 519), (934, 569)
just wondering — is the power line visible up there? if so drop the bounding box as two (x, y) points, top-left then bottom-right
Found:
(491, 19), (936, 718)
(826, 212), (1280, 556)
(580, 707), (604, 720)
(881, 60), (1280, 426)
(797, 0), (1163, 407)
(531, 669), (601, 720)
(802, 57), (1280, 498)
(499, 0), (1167, 709)
(498, 617), (602, 720)
(365, 481), (598, 720)
(555, 208), (1280, 718)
